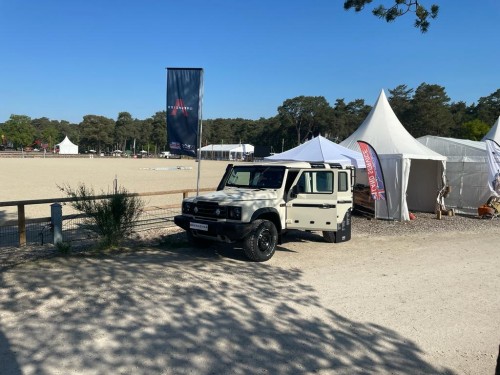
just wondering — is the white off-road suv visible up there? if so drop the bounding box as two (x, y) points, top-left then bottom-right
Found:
(174, 161), (354, 261)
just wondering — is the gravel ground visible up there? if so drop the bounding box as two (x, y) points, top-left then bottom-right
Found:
(0, 211), (496, 271)
(1, 158), (499, 374)
(352, 211), (498, 237)
(1, 212), (499, 375)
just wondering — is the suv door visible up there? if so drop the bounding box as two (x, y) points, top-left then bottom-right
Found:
(285, 169), (338, 231)
(336, 169), (353, 223)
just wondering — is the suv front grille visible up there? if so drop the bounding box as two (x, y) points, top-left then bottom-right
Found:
(195, 201), (227, 219)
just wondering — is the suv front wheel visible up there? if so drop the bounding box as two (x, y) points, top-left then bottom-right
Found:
(243, 219), (278, 262)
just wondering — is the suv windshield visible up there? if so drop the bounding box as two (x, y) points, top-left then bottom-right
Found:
(226, 166), (285, 189)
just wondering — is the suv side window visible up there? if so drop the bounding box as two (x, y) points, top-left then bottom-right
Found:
(297, 171), (333, 194)
(296, 172), (310, 193)
(315, 171), (333, 193)
(338, 172), (348, 192)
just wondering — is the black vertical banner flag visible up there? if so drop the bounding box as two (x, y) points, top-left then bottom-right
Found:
(166, 68), (203, 156)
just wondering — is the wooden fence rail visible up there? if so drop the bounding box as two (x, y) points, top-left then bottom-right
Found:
(0, 188), (215, 246)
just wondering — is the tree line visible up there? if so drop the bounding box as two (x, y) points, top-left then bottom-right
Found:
(1, 83), (499, 154)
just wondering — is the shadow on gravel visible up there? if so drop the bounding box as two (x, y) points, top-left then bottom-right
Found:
(0, 329), (22, 375)
(0, 232), (454, 375)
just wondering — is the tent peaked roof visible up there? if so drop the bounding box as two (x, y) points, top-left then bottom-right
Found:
(56, 135), (76, 146)
(340, 90), (445, 160)
(482, 116), (500, 144)
(265, 135), (365, 168)
(55, 135), (78, 155)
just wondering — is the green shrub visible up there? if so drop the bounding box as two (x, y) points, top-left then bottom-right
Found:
(55, 241), (71, 254)
(59, 184), (145, 248)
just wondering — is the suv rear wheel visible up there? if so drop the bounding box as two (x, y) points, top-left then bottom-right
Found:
(243, 219), (278, 262)
(322, 231), (336, 243)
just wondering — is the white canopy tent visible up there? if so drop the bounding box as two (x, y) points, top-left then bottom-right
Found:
(200, 144), (254, 160)
(418, 136), (490, 215)
(481, 116), (500, 144)
(55, 136), (78, 155)
(264, 135), (366, 168)
(340, 90), (446, 221)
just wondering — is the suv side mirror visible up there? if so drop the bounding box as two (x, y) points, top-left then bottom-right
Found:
(290, 185), (298, 198)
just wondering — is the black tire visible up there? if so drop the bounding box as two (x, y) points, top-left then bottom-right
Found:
(322, 231), (336, 243)
(186, 230), (211, 248)
(243, 219), (278, 262)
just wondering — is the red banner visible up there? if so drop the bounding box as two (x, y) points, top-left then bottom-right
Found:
(357, 141), (386, 201)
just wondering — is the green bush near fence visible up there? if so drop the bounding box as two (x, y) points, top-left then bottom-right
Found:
(55, 241), (71, 254)
(58, 184), (145, 248)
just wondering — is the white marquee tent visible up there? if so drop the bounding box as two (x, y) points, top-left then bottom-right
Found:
(55, 136), (78, 155)
(200, 144), (254, 160)
(418, 136), (490, 214)
(481, 116), (500, 144)
(264, 135), (366, 168)
(340, 90), (446, 221)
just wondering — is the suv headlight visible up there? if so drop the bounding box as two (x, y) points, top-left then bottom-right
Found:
(182, 202), (194, 214)
(227, 206), (242, 220)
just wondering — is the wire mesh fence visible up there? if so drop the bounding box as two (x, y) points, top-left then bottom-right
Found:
(0, 219), (53, 248)
(0, 206), (181, 248)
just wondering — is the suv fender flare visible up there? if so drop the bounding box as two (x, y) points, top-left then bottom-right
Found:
(251, 208), (281, 231)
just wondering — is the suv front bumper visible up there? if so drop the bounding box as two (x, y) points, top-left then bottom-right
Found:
(174, 215), (254, 242)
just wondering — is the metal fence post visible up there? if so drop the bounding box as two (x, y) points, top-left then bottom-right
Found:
(51, 203), (63, 244)
(17, 204), (26, 246)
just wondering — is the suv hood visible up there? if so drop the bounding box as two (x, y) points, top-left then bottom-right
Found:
(192, 189), (278, 203)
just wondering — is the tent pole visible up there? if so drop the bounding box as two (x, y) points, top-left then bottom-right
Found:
(401, 159), (405, 221)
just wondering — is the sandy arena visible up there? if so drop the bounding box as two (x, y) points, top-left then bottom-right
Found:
(0, 157), (499, 374)
(0, 157), (228, 223)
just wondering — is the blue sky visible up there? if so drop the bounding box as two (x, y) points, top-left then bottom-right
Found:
(0, 0), (499, 124)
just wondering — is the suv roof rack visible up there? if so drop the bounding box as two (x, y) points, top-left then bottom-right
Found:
(310, 163), (326, 168)
(309, 162), (344, 169)
(328, 163), (343, 169)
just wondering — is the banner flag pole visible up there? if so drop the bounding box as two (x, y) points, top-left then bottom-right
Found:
(196, 70), (204, 196)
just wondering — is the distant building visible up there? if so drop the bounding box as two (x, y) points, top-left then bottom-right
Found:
(200, 144), (254, 161)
